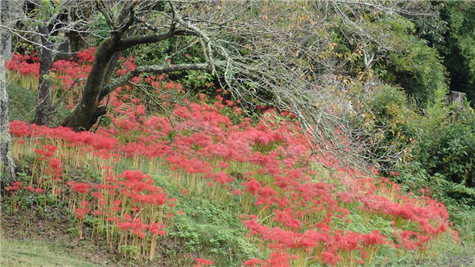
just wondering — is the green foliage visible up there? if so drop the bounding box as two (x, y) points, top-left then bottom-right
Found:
(427, 2), (475, 105)
(370, 85), (413, 128)
(153, 175), (261, 266)
(12, 38), (36, 55)
(412, 2), (448, 47)
(378, 37), (447, 106)
(181, 71), (216, 94)
(427, 123), (474, 184)
(89, 13), (112, 46)
(411, 105), (475, 189)
(334, 10), (448, 107)
(131, 40), (172, 66)
(355, 82), (475, 239)
(129, 35), (221, 95)
(351, 85), (417, 168)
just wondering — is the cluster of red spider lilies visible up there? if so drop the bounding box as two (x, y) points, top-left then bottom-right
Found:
(6, 50), (459, 266)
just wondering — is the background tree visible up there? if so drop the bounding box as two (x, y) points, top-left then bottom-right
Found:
(17, 0), (98, 125)
(197, 0), (443, 168)
(439, 2), (475, 104)
(56, 0), (443, 168)
(0, 0), (17, 185)
(60, 0), (220, 131)
(3, 0), (454, 171)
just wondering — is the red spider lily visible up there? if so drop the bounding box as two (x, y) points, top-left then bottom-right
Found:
(244, 252), (292, 267)
(76, 47), (96, 63)
(149, 223), (166, 235)
(194, 258), (214, 266)
(6, 182), (22, 191)
(92, 210), (102, 216)
(68, 182), (91, 194)
(76, 208), (90, 219)
(320, 251), (337, 266)
(34, 144), (57, 160)
(231, 189), (244, 195)
(273, 209), (301, 230)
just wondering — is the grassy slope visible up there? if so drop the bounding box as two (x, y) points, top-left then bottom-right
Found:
(2, 171), (474, 267)
(7, 84), (70, 125)
(1, 206), (123, 267)
(151, 173), (261, 266)
(1, 236), (98, 267)
(3, 85), (475, 266)
(7, 84), (36, 122)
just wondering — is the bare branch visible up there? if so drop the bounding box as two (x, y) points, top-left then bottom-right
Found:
(130, 81), (176, 130)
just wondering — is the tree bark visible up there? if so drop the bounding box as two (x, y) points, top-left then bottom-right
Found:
(67, 30), (85, 52)
(33, 25), (54, 126)
(0, 0), (16, 187)
(62, 36), (119, 131)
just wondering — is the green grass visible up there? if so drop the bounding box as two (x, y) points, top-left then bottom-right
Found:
(152, 173), (262, 266)
(381, 239), (475, 267)
(7, 83), (70, 126)
(7, 84), (36, 122)
(1, 235), (99, 267)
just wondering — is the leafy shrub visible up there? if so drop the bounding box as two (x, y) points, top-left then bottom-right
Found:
(351, 85), (418, 169)
(355, 83), (475, 236)
(373, 17), (448, 107)
(426, 123), (474, 186)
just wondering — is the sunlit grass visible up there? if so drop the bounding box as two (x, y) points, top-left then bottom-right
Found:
(0, 235), (98, 267)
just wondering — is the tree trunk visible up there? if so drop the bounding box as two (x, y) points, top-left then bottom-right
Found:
(62, 37), (119, 131)
(33, 25), (54, 126)
(0, 0), (16, 187)
(66, 30), (85, 52)
(101, 51), (122, 99)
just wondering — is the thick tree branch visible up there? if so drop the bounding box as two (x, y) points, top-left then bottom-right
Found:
(114, 1), (139, 35)
(118, 31), (174, 51)
(95, 0), (115, 30)
(104, 62), (218, 95)
(117, 30), (198, 51)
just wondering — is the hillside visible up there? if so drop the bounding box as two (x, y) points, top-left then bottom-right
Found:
(2, 1), (475, 266)
(2, 83), (473, 266)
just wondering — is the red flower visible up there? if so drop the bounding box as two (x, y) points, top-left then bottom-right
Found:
(69, 182), (91, 194)
(195, 258), (214, 266)
(320, 251), (336, 266)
